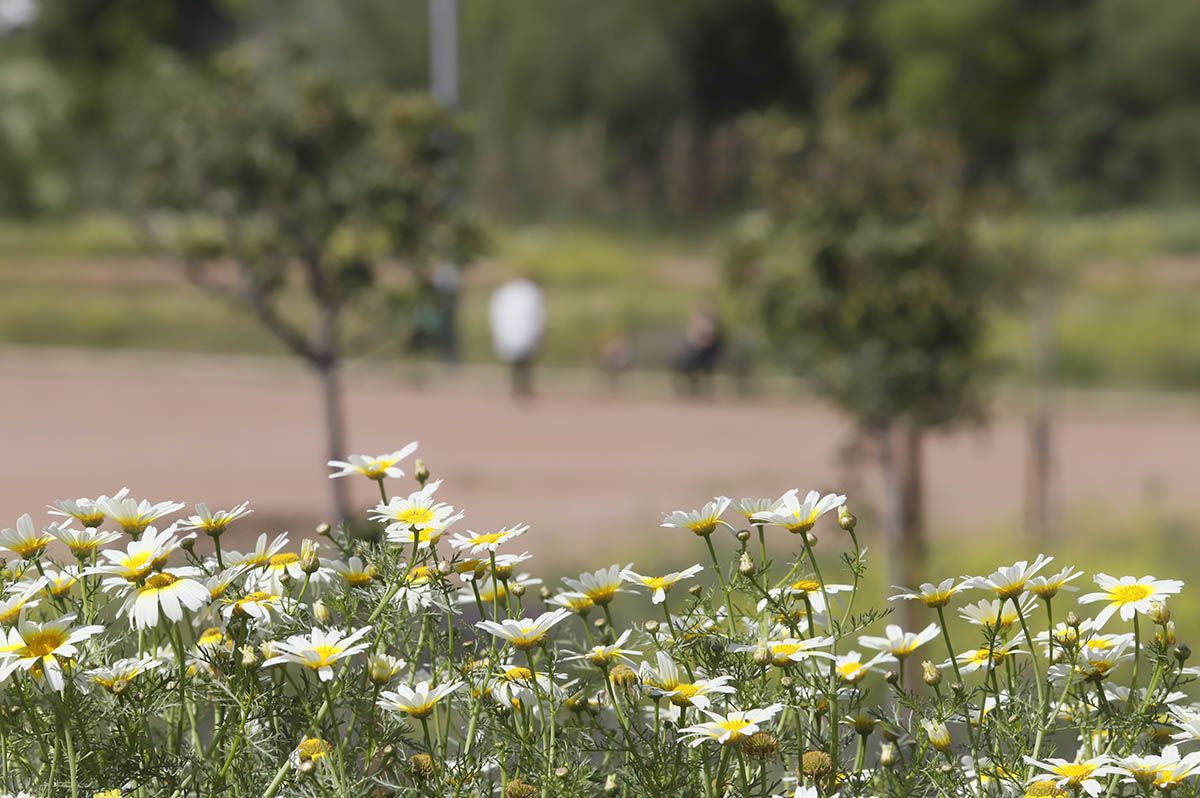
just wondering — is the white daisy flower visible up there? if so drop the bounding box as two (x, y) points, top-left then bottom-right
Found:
(263, 626), (372, 682)
(963, 555), (1054, 599)
(177, 501), (252, 537)
(567, 629), (641, 667)
(835, 651), (891, 683)
(88, 656), (162, 693)
(98, 496), (186, 536)
(751, 489), (845, 534)
(1027, 566), (1084, 600)
(859, 623), (940, 660)
(92, 524), (187, 582)
(640, 652), (736, 709)
(476, 608), (572, 649)
(118, 568), (210, 629)
(1078, 574), (1184, 627)
(224, 532), (290, 569)
(889, 578), (962, 608)
(562, 564), (631, 606)
(661, 497), (732, 537)
(1023, 755), (1118, 797)
(0, 514), (54, 559)
(0, 613), (104, 692)
(47, 487), (129, 528)
(378, 679), (462, 719)
(680, 704), (783, 746)
(327, 442), (418, 480)
(950, 637), (1028, 674)
(448, 524), (529, 554)
(620, 564), (703, 604)
(47, 524), (122, 558)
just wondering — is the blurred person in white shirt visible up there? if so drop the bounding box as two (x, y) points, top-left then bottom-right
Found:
(488, 276), (546, 399)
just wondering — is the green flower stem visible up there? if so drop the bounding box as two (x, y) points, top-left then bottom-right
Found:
(1012, 596), (1046, 717)
(702, 534), (739, 639)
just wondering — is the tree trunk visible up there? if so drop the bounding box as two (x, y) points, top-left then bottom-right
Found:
(878, 419), (926, 688)
(318, 362), (351, 525)
(1026, 289), (1057, 545)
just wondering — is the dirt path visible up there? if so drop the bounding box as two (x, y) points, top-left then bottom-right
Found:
(2, 347), (1198, 567)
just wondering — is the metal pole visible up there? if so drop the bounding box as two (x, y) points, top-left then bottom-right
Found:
(430, 0), (459, 110)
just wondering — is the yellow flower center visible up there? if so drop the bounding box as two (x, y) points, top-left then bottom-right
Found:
(343, 570), (376, 587)
(296, 738), (332, 761)
(584, 586), (619, 604)
(143, 572), (179, 591)
(1054, 763), (1095, 784)
(838, 662), (865, 680)
(791, 579), (821, 593)
(717, 718), (752, 740)
(21, 629), (68, 659)
(121, 551), (153, 575)
(670, 683), (701, 706)
(470, 532), (505, 546)
(1110, 584), (1153, 604)
(503, 666), (533, 681)
(198, 627), (224, 646)
(269, 553), (299, 566)
(399, 507), (435, 525)
(642, 577), (672, 591)
(309, 644), (344, 665)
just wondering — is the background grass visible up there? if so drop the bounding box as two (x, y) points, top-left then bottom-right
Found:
(5, 209), (1200, 390)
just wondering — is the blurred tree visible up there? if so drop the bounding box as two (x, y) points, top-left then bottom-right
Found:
(752, 114), (1006, 637)
(126, 49), (480, 521)
(1025, 0), (1200, 208)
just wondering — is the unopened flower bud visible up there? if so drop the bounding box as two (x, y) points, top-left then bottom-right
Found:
(752, 642), (773, 668)
(735, 528), (751, 543)
(298, 759), (315, 776)
(879, 741), (898, 768)
(688, 584), (703, 597)
(1175, 644), (1191, 664)
(604, 773), (619, 796)
(739, 552), (756, 577)
(805, 532), (818, 548)
(539, 585), (551, 601)
(922, 719), (952, 753)
(742, 731), (780, 762)
(554, 767), (568, 779)
(315, 522), (332, 538)
(1149, 602), (1171, 625)
(838, 506), (856, 532)
(594, 616), (607, 630)
(779, 675), (794, 689)
(313, 599), (331, 625)
(180, 537), (195, 553)
(1158, 621), (1177, 647)
(413, 459), (430, 487)
(437, 561), (452, 576)
(511, 582), (526, 597)
(885, 670), (899, 687)
(922, 661), (941, 686)
(950, 681), (964, 695)
(643, 620), (659, 634)
(1066, 611), (1080, 628)
(369, 653), (404, 686)
(300, 540), (320, 574)
(240, 645), (259, 670)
